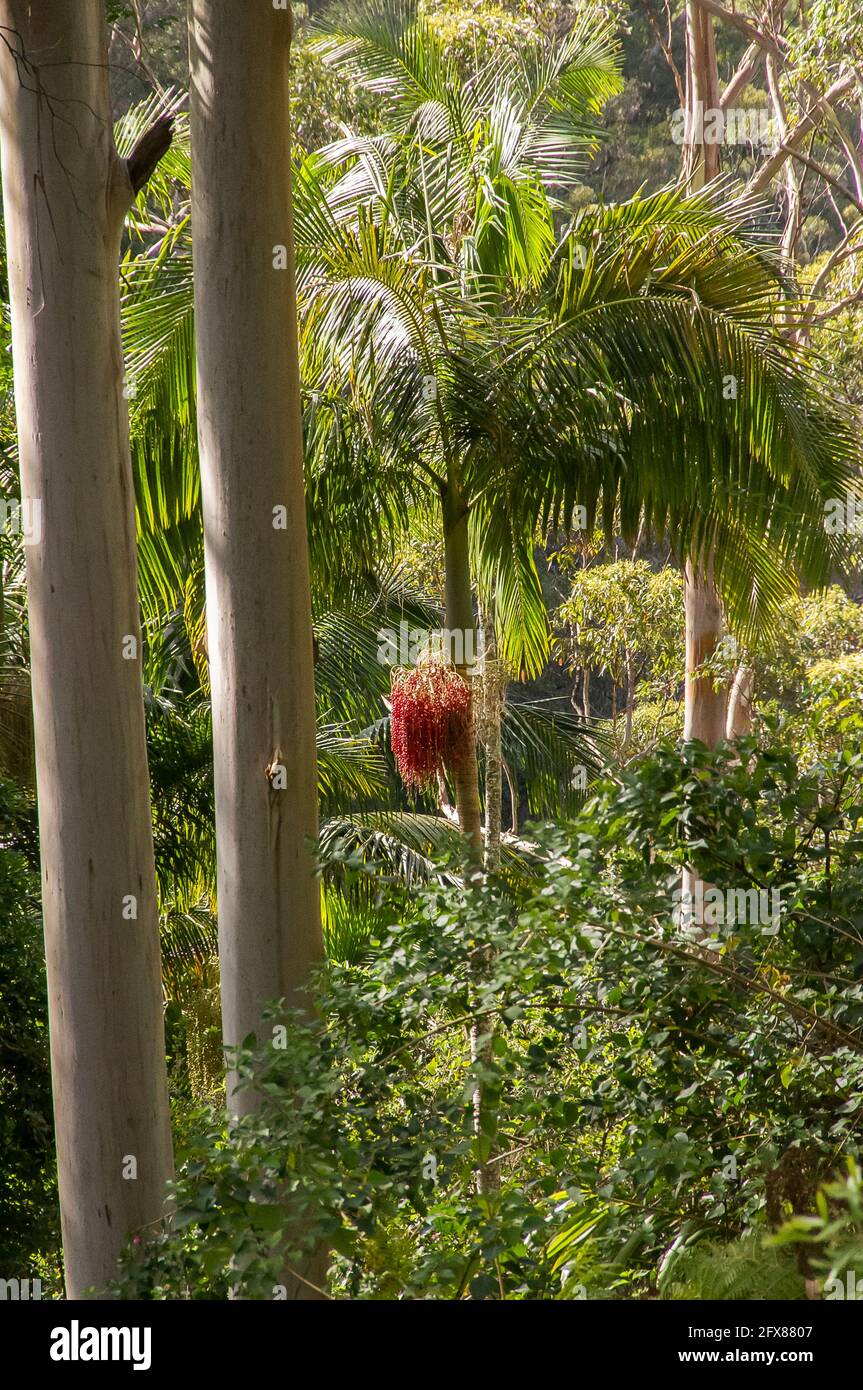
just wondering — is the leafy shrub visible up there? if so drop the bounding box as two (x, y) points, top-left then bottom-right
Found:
(113, 737), (863, 1299)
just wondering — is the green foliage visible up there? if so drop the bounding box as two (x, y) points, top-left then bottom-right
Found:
(0, 781), (59, 1279)
(554, 557), (683, 702)
(112, 731), (863, 1299)
(748, 586), (863, 703)
(620, 696), (683, 755)
(26, 0), (863, 1301)
(659, 1234), (806, 1301)
(785, 0), (863, 84)
(771, 1158), (863, 1295)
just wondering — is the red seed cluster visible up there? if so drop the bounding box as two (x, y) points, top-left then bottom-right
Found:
(390, 663), (473, 791)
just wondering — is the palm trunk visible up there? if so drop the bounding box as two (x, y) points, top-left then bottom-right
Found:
(480, 616), (503, 873)
(0, 0), (173, 1297)
(188, 2), (322, 1092)
(682, 5), (726, 753)
(442, 475), (483, 857)
(442, 475), (497, 1193)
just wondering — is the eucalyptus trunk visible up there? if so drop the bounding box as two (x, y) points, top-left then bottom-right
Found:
(188, 1), (322, 1092)
(726, 665), (755, 738)
(0, 0), (173, 1297)
(683, 1), (721, 187)
(682, 560), (726, 935)
(683, 560), (728, 746)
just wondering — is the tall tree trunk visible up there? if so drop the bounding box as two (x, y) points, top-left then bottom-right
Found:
(682, 5), (727, 750)
(188, 1), (323, 1097)
(682, 559), (726, 935)
(0, 0), (173, 1297)
(442, 476), (496, 1192)
(480, 614), (503, 873)
(726, 664), (755, 738)
(624, 659), (635, 750)
(683, 560), (728, 745)
(478, 612), (505, 1197)
(442, 474), (483, 858)
(683, 1), (721, 187)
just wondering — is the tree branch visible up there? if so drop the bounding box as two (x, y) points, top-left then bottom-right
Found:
(126, 112), (174, 195)
(636, 0), (685, 106)
(720, 41), (762, 111)
(691, 0), (785, 59)
(745, 73), (856, 195)
(782, 144), (863, 217)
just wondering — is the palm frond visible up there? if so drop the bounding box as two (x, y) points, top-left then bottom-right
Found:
(503, 699), (609, 819)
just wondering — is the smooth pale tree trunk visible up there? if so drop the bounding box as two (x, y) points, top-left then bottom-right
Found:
(683, 560), (728, 745)
(0, 0), (173, 1297)
(682, 560), (726, 935)
(682, 4), (728, 751)
(477, 616), (504, 1196)
(189, 1), (324, 1300)
(188, 1), (323, 1097)
(683, 1), (721, 188)
(726, 664), (755, 738)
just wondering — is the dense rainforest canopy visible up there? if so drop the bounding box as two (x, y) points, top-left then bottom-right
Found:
(1, 0), (863, 1330)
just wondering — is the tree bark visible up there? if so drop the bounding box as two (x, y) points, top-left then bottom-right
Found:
(442, 475), (483, 859)
(441, 476), (497, 1193)
(726, 664), (754, 738)
(682, 6), (727, 751)
(188, 1), (323, 1096)
(682, 558), (726, 937)
(624, 660), (635, 750)
(480, 615), (503, 873)
(0, 0), (173, 1297)
(683, 0), (722, 186)
(683, 559), (728, 745)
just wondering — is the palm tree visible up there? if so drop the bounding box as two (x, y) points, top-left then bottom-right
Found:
(299, 0), (622, 855)
(120, 6), (859, 867)
(296, 0), (858, 843)
(118, 92), (598, 883)
(300, 1), (859, 1204)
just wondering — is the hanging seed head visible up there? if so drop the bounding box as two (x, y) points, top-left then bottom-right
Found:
(390, 662), (473, 791)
